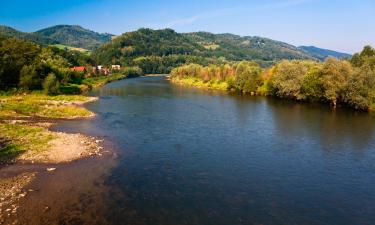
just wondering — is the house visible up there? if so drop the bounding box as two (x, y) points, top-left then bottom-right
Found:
(102, 68), (111, 76)
(98, 65), (104, 70)
(111, 65), (121, 70)
(70, 66), (86, 73)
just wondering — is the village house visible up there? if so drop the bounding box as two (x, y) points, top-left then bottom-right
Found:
(70, 66), (86, 73)
(111, 65), (121, 70)
(102, 68), (111, 76)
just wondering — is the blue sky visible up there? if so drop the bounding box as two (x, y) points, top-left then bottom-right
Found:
(0, 0), (374, 53)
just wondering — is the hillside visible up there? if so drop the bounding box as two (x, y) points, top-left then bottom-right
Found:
(0, 25), (57, 45)
(299, 46), (351, 60)
(35, 25), (113, 50)
(92, 28), (322, 72)
(184, 32), (315, 62)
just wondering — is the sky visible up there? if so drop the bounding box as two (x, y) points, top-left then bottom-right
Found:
(0, 0), (374, 53)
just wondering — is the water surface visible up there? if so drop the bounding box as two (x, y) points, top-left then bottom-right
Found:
(56, 76), (375, 225)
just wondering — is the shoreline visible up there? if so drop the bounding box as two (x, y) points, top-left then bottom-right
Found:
(169, 76), (229, 91)
(0, 94), (109, 223)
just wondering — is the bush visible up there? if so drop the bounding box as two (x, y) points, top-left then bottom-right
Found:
(19, 65), (42, 90)
(43, 73), (60, 95)
(121, 66), (144, 77)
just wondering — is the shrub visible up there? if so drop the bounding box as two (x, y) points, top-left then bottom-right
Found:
(43, 73), (60, 95)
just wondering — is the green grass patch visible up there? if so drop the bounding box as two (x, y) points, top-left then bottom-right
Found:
(51, 44), (91, 55)
(82, 73), (127, 88)
(171, 77), (228, 91)
(0, 123), (55, 161)
(0, 94), (94, 118)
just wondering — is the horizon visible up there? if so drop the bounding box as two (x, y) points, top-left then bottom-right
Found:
(1, 0), (375, 53)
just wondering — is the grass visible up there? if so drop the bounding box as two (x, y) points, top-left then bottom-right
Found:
(0, 93), (94, 119)
(51, 44), (91, 55)
(0, 74), (129, 162)
(83, 73), (127, 88)
(0, 123), (55, 162)
(0, 93), (95, 162)
(171, 77), (229, 91)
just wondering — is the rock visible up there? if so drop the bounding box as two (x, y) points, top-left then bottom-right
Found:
(46, 168), (56, 172)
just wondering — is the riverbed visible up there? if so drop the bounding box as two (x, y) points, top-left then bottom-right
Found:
(12, 75), (375, 224)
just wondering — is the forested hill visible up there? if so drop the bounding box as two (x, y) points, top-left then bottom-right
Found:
(298, 46), (352, 60)
(93, 28), (319, 67)
(0, 25), (58, 45)
(183, 32), (315, 61)
(35, 25), (113, 50)
(0, 25), (113, 50)
(0, 25), (352, 73)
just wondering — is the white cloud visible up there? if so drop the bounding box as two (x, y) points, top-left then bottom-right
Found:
(146, 8), (234, 29)
(260, 0), (313, 9)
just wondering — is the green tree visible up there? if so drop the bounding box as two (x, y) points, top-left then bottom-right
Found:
(301, 64), (324, 101)
(234, 61), (262, 93)
(19, 65), (42, 90)
(271, 60), (312, 100)
(321, 58), (353, 107)
(43, 73), (60, 95)
(0, 38), (40, 89)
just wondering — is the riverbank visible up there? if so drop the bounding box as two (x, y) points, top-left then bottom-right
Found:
(170, 76), (375, 111)
(0, 92), (106, 223)
(0, 94), (106, 220)
(169, 76), (228, 91)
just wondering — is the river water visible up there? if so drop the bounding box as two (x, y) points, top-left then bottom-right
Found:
(29, 76), (375, 225)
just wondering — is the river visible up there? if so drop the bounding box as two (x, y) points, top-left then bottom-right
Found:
(20, 76), (375, 224)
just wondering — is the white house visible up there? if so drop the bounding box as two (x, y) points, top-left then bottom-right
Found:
(111, 65), (121, 70)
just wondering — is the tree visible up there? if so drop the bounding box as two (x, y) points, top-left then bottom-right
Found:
(0, 38), (40, 89)
(301, 64), (324, 101)
(321, 58), (353, 107)
(270, 60), (312, 100)
(19, 65), (42, 90)
(43, 73), (60, 95)
(234, 61), (262, 93)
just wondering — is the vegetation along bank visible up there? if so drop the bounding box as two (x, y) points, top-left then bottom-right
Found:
(171, 46), (375, 111)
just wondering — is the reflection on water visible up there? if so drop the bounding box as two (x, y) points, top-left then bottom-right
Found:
(53, 76), (375, 225)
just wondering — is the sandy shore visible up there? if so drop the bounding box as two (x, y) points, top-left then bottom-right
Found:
(0, 96), (108, 224)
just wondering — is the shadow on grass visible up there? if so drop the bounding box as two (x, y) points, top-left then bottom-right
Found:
(0, 137), (25, 164)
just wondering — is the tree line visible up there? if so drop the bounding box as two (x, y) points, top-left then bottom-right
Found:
(0, 35), (142, 94)
(171, 46), (375, 111)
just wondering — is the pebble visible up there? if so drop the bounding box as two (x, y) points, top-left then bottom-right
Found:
(46, 168), (56, 172)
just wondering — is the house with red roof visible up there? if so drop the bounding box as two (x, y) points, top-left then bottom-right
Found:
(70, 66), (86, 73)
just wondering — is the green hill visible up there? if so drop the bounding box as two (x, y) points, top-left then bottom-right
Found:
(35, 25), (113, 50)
(184, 32), (315, 62)
(92, 28), (321, 72)
(0, 25), (352, 73)
(0, 25), (57, 45)
(298, 46), (352, 60)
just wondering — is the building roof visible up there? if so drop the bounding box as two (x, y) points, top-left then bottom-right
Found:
(70, 66), (86, 72)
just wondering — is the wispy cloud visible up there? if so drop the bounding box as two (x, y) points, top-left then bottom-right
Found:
(259, 0), (313, 9)
(146, 8), (234, 29)
(144, 0), (314, 29)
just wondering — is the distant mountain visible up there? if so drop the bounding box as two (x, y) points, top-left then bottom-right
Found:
(298, 46), (351, 60)
(0, 25), (57, 45)
(35, 25), (113, 50)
